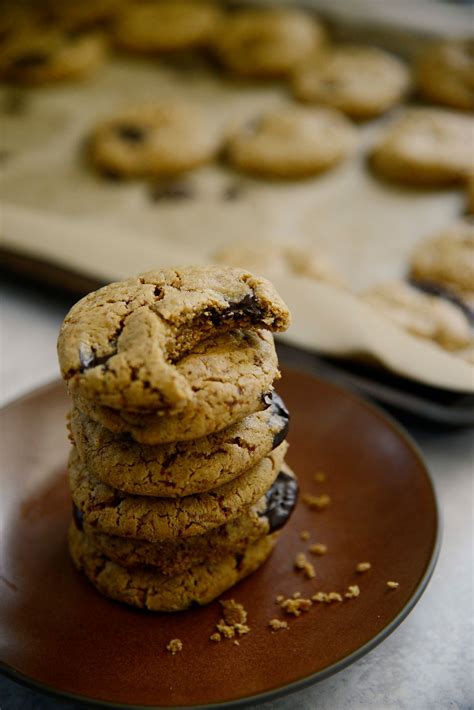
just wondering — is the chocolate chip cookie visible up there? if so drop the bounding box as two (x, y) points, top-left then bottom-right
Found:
(212, 7), (326, 78)
(68, 440), (287, 541)
(416, 39), (474, 111)
(0, 28), (106, 85)
(361, 281), (472, 351)
(409, 221), (474, 308)
(58, 266), (290, 414)
(226, 106), (356, 179)
(370, 108), (474, 185)
(112, 1), (221, 54)
(293, 45), (410, 120)
(77, 467), (298, 574)
(70, 391), (289, 496)
(89, 102), (220, 179)
(69, 523), (277, 611)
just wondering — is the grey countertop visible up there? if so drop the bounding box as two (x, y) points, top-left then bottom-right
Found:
(0, 278), (473, 710)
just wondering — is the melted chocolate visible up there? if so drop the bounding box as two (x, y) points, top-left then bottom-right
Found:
(116, 124), (146, 143)
(260, 470), (298, 533)
(72, 504), (84, 531)
(270, 392), (290, 449)
(208, 294), (265, 327)
(410, 278), (474, 325)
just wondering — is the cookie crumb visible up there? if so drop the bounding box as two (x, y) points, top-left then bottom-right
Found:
(300, 530), (311, 541)
(314, 471), (326, 482)
(276, 594), (284, 603)
(345, 585), (360, 599)
(309, 543), (327, 556)
(312, 591), (329, 603)
(387, 581), (399, 589)
(294, 552), (315, 579)
(210, 632), (222, 642)
(269, 618), (289, 630)
(356, 562), (371, 572)
(220, 598), (247, 626)
(302, 493), (331, 510)
(166, 638), (183, 655)
(278, 596), (313, 616)
(233, 640), (240, 646)
(292, 591), (301, 599)
(328, 592), (343, 602)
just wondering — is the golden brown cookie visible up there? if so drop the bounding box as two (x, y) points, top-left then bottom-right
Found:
(370, 108), (474, 185)
(77, 466), (298, 574)
(68, 523), (277, 611)
(112, 1), (221, 54)
(212, 7), (326, 78)
(225, 106), (356, 179)
(69, 391), (289, 496)
(68, 441), (287, 541)
(361, 281), (472, 351)
(409, 221), (474, 307)
(0, 28), (106, 85)
(58, 266), (289, 414)
(416, 39), (474, 111)
(89, 102), (220, 179)
(293, 45), (410, 119)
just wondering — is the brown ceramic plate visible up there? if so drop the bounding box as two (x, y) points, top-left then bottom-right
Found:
(0, 369), (439, 709)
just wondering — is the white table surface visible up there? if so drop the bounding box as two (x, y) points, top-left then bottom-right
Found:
(0, 278), (473, 710)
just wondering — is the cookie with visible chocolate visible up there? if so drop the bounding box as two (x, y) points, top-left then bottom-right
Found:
(68, 440), (287, 541)
(212, 7), (326, 78)
(409, 221), (474, 308)
(58, 266), (289, 416)
(69, 523), (277, 611)
(416, 39), (474, 111)
(370, 108), (474, 185)
(70, 391), (289, 496)
(0, 29), (106, 85)
(293, 45), (410, 120)
(77, 466), (298, 573)
(112, 1), (221, 54)
(89, 102), (219, 179)
(226, 106), (356, 179)
(361, 281), (472, 352)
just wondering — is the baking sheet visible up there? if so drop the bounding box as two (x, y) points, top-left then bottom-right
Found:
(0, 18), (472, 392)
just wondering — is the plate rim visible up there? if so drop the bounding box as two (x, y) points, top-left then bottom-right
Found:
(0, 374), (442, 710)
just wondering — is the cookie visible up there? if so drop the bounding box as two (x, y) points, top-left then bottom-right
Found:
(416, 40), (474, 111)
(409, 221), (474, 307)
(466, 174), (474, 215)
(0, 29), (106, 85)
(225, 106), (356, 179)
(88, 102), (219, 179)
(293, 45), (410, 120)
(212, 8), (326, 78)
(45, 0), (124, 31)
(370, 108), (474, 185)
(58, 266), (290, 413)
(69, 523), (276, 611)
(68, 440), (287, 541)
(77, 467), (298, 573)
(112, 1), (221, 54)
(361, 281), (472, 351)
(214, 241), (346, 289)
(70, 391), (289, 496)
(73, 328), (279, 444)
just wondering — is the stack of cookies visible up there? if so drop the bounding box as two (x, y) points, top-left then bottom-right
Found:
(57, 266), (297, 611)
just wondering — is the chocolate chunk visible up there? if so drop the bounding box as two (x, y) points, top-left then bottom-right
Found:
(261, 470), (298, 533)
(115, 124), (146, 143)
(410, 278), (474, 325)
(270, 392), (290, 449)
(73, 504), (84, 531)
(10, 51), (50, 70)
(150, 181), (194, 202)
(207, 294), (265, 326)
(79, 342), (115, 371)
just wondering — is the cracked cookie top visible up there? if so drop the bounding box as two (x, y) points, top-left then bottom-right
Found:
(57, 266), (290, 412)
